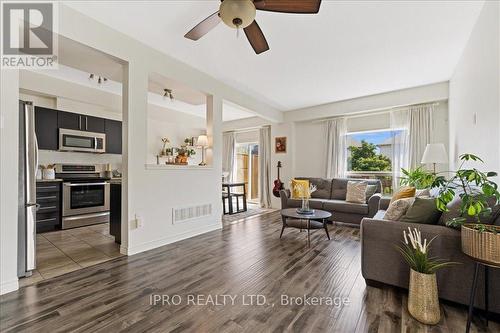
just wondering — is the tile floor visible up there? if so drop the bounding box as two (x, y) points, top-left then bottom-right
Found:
(20, 223), (123, 287)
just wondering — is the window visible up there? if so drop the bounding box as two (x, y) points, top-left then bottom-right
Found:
(345, 129), (404, 194)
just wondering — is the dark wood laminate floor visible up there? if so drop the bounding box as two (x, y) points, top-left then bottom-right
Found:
(1, 211), (498, 332)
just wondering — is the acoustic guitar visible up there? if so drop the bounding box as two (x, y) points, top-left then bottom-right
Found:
(272, 161), (284, 198)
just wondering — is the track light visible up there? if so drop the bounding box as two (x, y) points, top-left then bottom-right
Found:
(89, 73), (107, 85)
(163, 88), (174, 101)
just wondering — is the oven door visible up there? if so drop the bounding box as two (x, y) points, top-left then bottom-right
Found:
(62, 182), (110, 217)
(59, 128), (106, 153)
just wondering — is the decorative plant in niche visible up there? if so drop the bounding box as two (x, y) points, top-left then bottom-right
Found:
(434, 154), (499, 233)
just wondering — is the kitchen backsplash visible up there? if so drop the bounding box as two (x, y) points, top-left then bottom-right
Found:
(38, 150), (122, 171)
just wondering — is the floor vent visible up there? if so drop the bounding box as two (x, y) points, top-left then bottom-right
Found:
(173, 204), (212, 224)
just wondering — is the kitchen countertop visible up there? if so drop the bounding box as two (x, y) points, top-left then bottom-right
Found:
(36, 178), (63, 182)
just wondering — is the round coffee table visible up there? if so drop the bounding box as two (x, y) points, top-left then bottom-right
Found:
(280, 208), (332, 247)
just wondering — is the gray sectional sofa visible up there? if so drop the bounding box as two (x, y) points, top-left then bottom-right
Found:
(279, 177), (382, 225)
(361, 198), (500, 315)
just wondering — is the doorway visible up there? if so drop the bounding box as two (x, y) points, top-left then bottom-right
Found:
(235, 142), (259, 204)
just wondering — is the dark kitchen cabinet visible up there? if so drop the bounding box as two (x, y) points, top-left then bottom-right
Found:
(36, 181), (61, 233)
(109, 182), (121, 244)
(57, 111), (81, 130)
(58, 111), (105, 133)
(105, 119), (122, 154)
(85, 115), (105, 133)
(34, 107), (58, 150)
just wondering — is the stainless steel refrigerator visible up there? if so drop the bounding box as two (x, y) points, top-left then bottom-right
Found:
(18, 100), (38, 277)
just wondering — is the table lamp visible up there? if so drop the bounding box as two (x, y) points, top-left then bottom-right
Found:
(197, 135), (209, 166)
(421, 143), (447, 174)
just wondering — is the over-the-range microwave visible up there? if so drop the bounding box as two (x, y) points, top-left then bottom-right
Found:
(59, 128), (106, 153)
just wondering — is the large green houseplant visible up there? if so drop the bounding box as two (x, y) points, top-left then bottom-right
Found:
(433, 154), (500, 265)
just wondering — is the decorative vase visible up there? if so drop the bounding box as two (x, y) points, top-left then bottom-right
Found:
(301, 198), (310, 212)
(42, 168), (55, 180)
(461, 224), (500, 266)
(408, 269), (440, 325)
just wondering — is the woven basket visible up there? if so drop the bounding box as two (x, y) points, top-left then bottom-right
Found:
(461, 224), (500, 266)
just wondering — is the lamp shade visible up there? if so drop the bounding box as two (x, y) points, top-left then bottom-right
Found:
(421, 143), (448, 164)
(197, 135), (209, 147)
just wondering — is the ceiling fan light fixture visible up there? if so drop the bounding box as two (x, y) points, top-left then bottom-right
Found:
(219, 0), (256, 29)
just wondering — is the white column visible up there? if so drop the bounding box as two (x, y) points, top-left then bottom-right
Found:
(120, 61), (149, 255)
(0, 69), (20, 294)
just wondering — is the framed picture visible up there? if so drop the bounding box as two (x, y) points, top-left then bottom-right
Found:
(275, 137), (287, 154)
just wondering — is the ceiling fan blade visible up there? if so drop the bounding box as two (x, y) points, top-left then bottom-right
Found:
(184, 11), (221, 40)
(254, 0), (321, 14)
(244, 20), (269, 54)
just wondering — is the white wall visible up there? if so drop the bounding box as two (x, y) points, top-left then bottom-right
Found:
(147, 104), (205, 165)
(0, 70), (20, 294)
(449, 1), (500, 180)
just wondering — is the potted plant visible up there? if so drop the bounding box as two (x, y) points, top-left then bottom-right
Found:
(175, 147), (196, 165)
(434, 154), (500, 265)
(400, 166), (441, 189)
(397, 228), (457, 325)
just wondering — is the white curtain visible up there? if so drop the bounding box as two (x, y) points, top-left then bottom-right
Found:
(222, 132), (235, 182)
(390, 103), (433, 189)
(390, 109), (410, 190)
(325, 118), (347, 178)
(408, 104), (433, 168)
(259, 126), (272, 208)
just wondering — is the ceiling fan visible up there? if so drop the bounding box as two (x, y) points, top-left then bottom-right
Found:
(184, 0), (322, 54)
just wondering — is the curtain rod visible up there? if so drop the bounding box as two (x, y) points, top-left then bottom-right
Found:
(310, 101), (441, 124)
(224, 127), (262, 134)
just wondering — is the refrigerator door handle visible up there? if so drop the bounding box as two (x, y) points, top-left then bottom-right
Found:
(34, 133), (39, 177)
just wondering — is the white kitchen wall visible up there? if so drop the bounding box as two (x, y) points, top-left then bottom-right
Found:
(449, 1), (499, 181)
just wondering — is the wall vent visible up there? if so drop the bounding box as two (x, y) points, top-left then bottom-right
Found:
(172, 204), (212, 224)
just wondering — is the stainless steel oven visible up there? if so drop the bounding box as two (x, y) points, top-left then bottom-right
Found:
(59, 128), (106, 153)
(58, 164), (110, 229)
(62, 182), (110, 229)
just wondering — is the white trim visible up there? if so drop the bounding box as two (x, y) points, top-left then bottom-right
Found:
(346, 128), (402, 135)
(145, 164), (213, 170)
(121, 222), (221, 256)
(0, 278), (19, 295)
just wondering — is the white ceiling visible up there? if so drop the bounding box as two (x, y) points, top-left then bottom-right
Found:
(66, 0), (484, 111)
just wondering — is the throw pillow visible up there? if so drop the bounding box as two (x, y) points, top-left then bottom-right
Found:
(400, 197), (441, 224)
(384, 197), (415, 221)
(415, 188), (431, 198)
(346, 181), (368, 204)
(390, 186), (416, 204)
(291, 179), (310, 199)
(365, 184), (378, 201)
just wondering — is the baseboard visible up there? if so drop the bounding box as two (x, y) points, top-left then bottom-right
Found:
(122, 222), (222, 256)
(0, 278), (19, 295)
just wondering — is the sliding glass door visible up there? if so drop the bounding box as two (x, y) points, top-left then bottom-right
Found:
(235, 143), (259, 203)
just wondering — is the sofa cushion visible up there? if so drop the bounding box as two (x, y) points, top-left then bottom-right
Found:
(290, 179), (310, 199)
(365, 184), (378, 201)
(373, 210), (386, 220)
(346, 181), (368, 203)
(384, 198), (414, 221)
(331, 178), (382, 200)
(390, 186), (416, 204)
(286, 198), (324, 210)
(438, 196), (500, 226)
(296, 177), (332, 199)
(400, 197), (441, 224)
(323, 199), (369, 215)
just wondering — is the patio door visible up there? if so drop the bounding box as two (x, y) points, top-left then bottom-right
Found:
(235, 143), (259, 203)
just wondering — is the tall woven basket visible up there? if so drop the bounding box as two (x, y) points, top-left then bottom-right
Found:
(461, 224), (500, 266)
